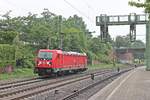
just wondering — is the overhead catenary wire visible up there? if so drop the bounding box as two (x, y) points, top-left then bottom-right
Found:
(80, 0), (97, 25)
(63, 0), (94, 23)
(81, 0), (97, 14)
(2, 0), (30, 14)
(2, 0), (95, 24)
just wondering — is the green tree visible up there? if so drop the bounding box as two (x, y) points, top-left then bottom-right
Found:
(62, 15), (89, 52)
(0, 31), (17, 44)
(115, 35), (145, 48)
(115, 35), (130, 48)
(0, 9), (117, 68)
(130, 40), (145, 48)
(129, 0), (150, 14)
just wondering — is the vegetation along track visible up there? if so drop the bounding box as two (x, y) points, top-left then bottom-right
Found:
(0, 69), (113, 100)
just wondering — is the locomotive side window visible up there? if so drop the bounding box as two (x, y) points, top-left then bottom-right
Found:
(38, 52), (52, 60)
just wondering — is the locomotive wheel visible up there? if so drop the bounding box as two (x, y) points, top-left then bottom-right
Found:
(38, 71), (47, 76)
(38, 69), (46, 76)
(57, 71), (64, 76)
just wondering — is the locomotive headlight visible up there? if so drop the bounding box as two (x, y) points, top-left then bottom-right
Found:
(47, 62), (49, 65)
(38, 61), (42, 65)
(46, 62), (51, 65)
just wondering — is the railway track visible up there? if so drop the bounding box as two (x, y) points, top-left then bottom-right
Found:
(0, 78), (45, 90)
(0, 69), (112, 100)
(23, 67), (134, 100)
(0, 76), (42, 86)
(61, 68), (133, 100)
(0, 68), (112, 91)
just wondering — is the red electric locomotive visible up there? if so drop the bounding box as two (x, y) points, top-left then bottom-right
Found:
(34, 49), (87, 76)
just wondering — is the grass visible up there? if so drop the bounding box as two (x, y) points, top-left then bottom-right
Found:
(88, 63), (125, 70)
(0, 68), (37, 80)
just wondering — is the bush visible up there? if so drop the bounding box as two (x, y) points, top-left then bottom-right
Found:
(15, 45), (35, 68)
(23, 59), (34, 68)
(0, 44), (15, 61)
(0, 44), (15, 68)
(97, 53), (112, 64)
(0, 60), (15, 68)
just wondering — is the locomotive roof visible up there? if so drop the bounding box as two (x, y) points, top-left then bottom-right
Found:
(39, 49), (86, 56)
(39, 49), (62, 53)
(62, 51), (86, 56)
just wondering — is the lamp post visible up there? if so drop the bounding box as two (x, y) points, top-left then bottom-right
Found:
(112, 38), (116, 67)
(146, 20), (150, 70)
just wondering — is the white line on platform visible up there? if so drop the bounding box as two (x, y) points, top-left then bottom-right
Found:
(105, 69), (136, 100)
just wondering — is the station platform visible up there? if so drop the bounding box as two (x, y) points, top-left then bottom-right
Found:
(88, 66), (150, 100)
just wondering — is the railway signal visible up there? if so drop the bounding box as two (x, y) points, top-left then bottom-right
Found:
(96, 13), (150, 70)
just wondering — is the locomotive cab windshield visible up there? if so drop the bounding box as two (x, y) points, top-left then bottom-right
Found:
(38, 51), (52, 60)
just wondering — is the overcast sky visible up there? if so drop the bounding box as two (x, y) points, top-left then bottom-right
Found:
(0, 0), (146, 42)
